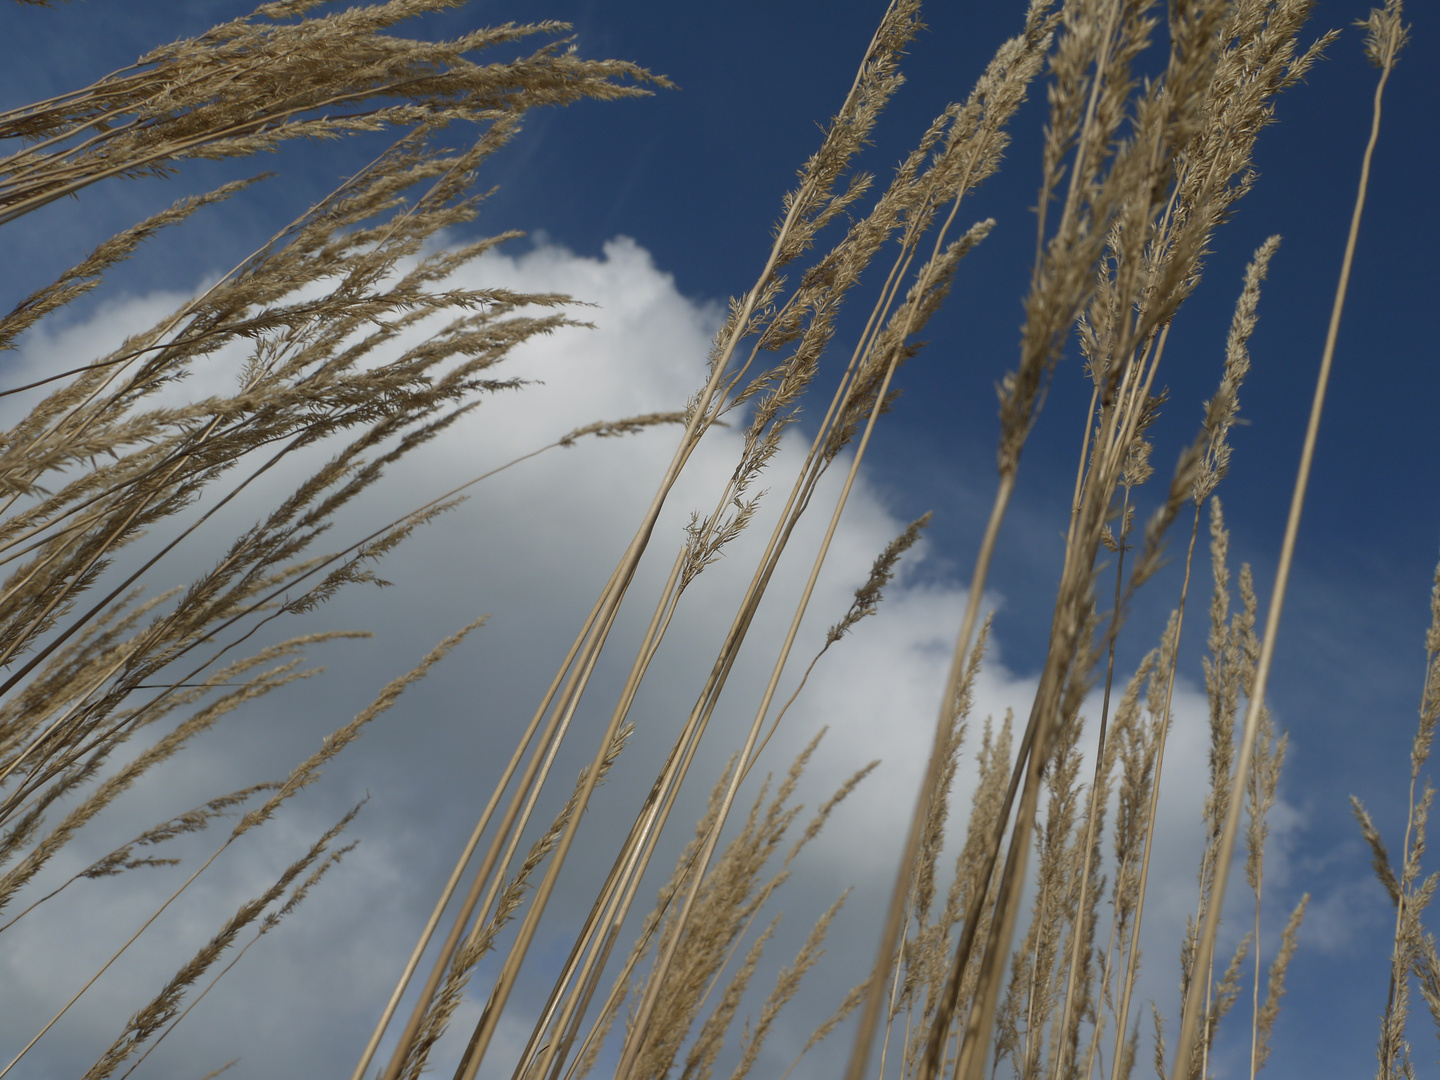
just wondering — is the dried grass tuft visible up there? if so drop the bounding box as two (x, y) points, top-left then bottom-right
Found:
(2, 1), (1422, 1078)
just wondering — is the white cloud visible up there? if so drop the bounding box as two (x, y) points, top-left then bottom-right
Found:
(0, 235), (1326, 1080)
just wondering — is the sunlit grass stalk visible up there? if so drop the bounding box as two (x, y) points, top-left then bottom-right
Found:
(468, 12), (1058, 1078)
(850, 0), (1147, 1066)
(613, 206), (990, 1080)
(371, 6), (936, 1062)
(417, 24), (944, 1076)
(1111, 227), (1280, 1077)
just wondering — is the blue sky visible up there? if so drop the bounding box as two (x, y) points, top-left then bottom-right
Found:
(2, 2), (1439, 1078)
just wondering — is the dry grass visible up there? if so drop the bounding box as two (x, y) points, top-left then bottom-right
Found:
(0, 0), (1427, 1078)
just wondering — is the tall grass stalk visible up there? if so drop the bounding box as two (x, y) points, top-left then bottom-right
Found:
(1169, 4), (1407, 1076)
(1, 1), (1425, 1078)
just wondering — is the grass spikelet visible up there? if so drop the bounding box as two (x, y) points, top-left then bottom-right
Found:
(879, 620), (991, 1079)
(235, 618), (484, 839)
(1171, 6), (1404, 1070)
(1353, 554), (1440, 1079)
(0, 648), (327, 912)
(0, 782), (277, 934)
(566, 765), (738, 1080)
(622, 738), (820, 1080)
(72, 800), (365, 1080)
(558, 413), (691, 447)
(729, 891), (849, 1080)
(1252, 896), (1307, 1077)
(682, 916), (779, 1080)
(113, 835), (361, 1080)
(779, 977), (871, 1080)
(1, 622), (478, 1077)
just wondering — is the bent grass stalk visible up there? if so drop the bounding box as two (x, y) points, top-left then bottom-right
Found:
(1, 9), (665, 1077)
(615, 195), (989, 1080)
(396, 12), (917, 1066)
(1, 411), (668, 832)
(450, 10), (1053, 1077)
(848, 0), (1141, 1067)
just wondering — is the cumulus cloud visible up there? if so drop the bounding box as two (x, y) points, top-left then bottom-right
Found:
(0, 235), (1326, 1080)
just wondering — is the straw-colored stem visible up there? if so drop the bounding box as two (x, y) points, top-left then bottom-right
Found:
(0, 835), (236, 1078)
(616, 244), (926, 1080)
(1249, 871), (1263, 1080)
(878, 893), (917, 1080)
(491, 561), (694, 1080)
(1021, 873), (1052, 1075)
(1168, 46), (1394, 1080)
(1053, 487), (1131, 1080)
(846, 469), (1016, 1080)
(1111, 503), (1199, 1080)
(952, 316), (1164, 1080)
(348, 575), (603, 1080)
(378, 578), (630, 1080)
(385, 111), (828, 1078)
(1081, 851), (1130, 1080)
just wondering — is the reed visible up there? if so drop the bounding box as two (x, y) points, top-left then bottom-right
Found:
(0, 0), (1424, 1078)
